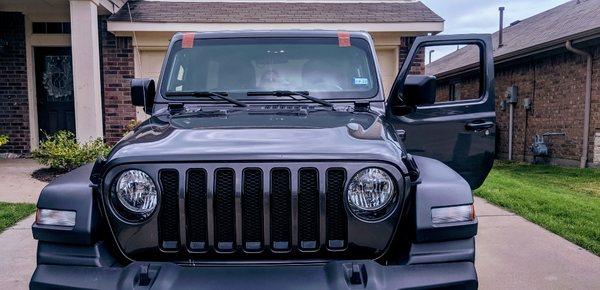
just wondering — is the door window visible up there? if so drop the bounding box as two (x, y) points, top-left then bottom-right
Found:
(416, 44), (484, 106)
(42, 55), (73, 102)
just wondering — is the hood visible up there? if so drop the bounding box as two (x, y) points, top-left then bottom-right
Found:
(106, 109), (404, 166)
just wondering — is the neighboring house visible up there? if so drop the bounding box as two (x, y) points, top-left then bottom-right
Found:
(427, 0), (600, 167)
(0, 0), (443, 155)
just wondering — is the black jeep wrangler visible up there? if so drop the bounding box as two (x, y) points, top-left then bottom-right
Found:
(30, 31), (495, 289)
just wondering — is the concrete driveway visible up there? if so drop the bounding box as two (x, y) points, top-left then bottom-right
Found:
(0, 215), (36, 289)
(0, 159), (45, 288)
(475, 197), (600, 289)
(0, 158), (47, 204)
(0, 159), (599, 289)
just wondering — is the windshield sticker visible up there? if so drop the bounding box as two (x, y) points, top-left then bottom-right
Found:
(337, 31), (351, 47)
(182, 33), (195, 49)
(354, 77), (369, 86)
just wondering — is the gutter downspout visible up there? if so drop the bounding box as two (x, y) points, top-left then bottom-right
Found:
(566, 41), (592, 168)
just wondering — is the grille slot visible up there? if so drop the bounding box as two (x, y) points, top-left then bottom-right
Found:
(186, 169), (208, 251)
(326, 169), (347, 249)
(158, 169), (180, 250)
(214, 168), (236, 251)
(298, 168), (320, 250)
(242, 169), (263, 251)
(270, 169), (292, 251)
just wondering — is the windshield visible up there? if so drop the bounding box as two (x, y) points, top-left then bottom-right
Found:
(160, 37), (379, 101)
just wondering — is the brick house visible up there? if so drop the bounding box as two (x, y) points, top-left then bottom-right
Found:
(0, 0), (443, 156)
(426, 0), (600, 167)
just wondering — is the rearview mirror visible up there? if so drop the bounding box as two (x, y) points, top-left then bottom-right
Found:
(402, 75), (437, 106)
(131, 78), (155, 114)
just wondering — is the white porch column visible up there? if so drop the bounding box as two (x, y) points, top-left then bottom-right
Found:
(69, 0), (103, 142)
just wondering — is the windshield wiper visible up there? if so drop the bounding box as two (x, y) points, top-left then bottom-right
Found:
(246, 90), (333, 107)
(165, 91), (247, 107)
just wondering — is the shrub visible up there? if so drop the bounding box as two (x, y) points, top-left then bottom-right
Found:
(123, 119), (141, 137)
(32, 131), (111, 172)
(0, 135), (8, 147)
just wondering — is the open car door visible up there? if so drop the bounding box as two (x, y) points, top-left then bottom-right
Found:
(387, 34), (496, 189)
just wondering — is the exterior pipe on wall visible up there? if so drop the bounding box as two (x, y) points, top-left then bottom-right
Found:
(565, 40), (592, 168)
(498, 7), (505, 48)
(508, 102), (514, 160)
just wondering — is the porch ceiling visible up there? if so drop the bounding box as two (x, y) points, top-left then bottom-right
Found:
(0, 0), (69, 14)
(0, 0), (125, 15)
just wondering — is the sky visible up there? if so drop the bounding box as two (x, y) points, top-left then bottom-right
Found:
(421, 0), (572, 61)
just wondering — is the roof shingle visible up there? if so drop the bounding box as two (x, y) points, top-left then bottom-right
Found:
(109, 0), (443, 24)
(427, 0), (600, 76)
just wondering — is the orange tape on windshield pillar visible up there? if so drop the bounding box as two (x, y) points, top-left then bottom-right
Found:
(182, 33), (195, 48)
(338, 32), (351, 47)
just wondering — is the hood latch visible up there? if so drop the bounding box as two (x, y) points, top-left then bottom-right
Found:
(168, 103), (185, 114)
(353, 101), (370, 112)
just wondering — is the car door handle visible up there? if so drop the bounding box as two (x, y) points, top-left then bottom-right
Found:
(465, 120), (495, 131)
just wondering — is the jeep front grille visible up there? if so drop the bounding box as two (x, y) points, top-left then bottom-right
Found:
(104, 162), (403, 261)
(157, 166), (348, 254)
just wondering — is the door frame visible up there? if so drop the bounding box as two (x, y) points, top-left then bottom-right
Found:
(25, 14), (72, 150)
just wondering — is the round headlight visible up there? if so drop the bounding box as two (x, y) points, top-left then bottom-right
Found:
(113, 170), (157, 216)
(347, 168), (394, 211)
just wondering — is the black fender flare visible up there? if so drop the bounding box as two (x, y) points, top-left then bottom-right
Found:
(412, 156), (477, 242)
(32, 164), (101, 245)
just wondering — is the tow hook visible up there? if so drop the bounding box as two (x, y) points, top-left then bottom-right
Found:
(135, 264), (160, 288)
(344, 262), (368, 288)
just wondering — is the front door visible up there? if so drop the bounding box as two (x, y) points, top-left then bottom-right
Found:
(35, 47), (75, 138)
(387, 35), (496, 189)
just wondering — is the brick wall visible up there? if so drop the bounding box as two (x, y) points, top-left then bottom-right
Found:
(99, 16), (136, 145)
(0, 12), (30, 155)
(399, 37), (425, 74)
(434, 44), (600, 165)
(436, 72), (481, 102)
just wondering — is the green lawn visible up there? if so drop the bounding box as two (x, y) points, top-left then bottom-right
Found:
(475, 161), (600, 256)
(0, 202), (36, 234)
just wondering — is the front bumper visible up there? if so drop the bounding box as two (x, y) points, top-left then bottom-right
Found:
(31, 260), (477, 290)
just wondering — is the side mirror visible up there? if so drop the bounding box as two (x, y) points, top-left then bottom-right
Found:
(131, 78), (155, 114)
(402, 75), (437, 106)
